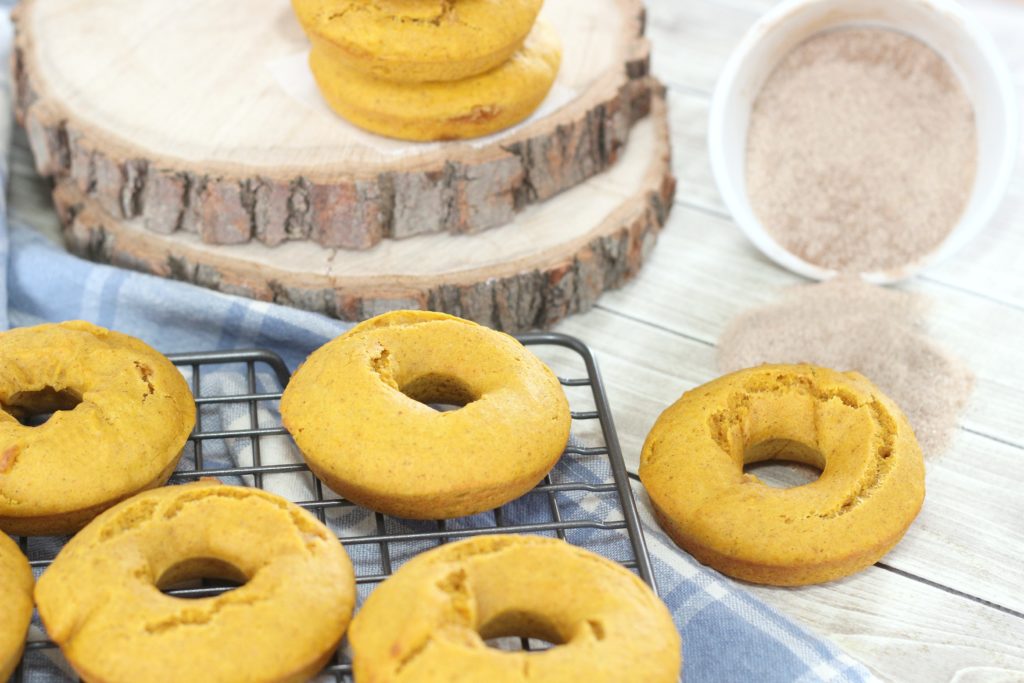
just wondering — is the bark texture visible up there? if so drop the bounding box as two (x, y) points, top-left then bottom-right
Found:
(52, 88), (675, 333)
(12, 0), (653, 251)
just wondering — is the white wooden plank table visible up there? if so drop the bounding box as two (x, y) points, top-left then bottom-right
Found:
(561, 0), (1024, 680)
(6, 0), (1024, 680)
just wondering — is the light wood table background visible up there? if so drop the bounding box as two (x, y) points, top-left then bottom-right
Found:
(6, 0), (1023, 680)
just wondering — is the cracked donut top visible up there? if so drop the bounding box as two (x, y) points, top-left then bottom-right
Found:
(349, 534), (682, 682)
(0, 321), (195, 535)
(291, 0), (545, 82)
(35, 481), (356, 683)
(281, 310), (571, 519)
(640, 364), (925, 585)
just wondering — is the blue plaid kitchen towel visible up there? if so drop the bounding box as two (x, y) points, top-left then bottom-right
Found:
(0, 7), (872, 682)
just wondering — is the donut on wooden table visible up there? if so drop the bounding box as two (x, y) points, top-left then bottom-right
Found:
(640, 364), (926, 586)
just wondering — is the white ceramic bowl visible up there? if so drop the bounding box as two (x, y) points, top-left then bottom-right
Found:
(708, 0), (1019, 283)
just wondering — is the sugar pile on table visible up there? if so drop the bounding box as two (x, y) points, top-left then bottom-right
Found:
(717, 277), (973, 456)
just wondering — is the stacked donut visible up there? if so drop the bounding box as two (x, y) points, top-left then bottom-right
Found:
(291, 0), (562, 140)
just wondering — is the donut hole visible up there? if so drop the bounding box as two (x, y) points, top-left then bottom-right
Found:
(3, 387), (83, 427)
(479, 610), (564, 652)
(743, 438), (824, 489)
(400, 373), (479, 412)
(156, 557), (249, 599)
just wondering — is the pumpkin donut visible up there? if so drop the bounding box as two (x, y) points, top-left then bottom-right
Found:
(349, 534), (682, 682)
(640, 364), (925, 586)
(281, 311), (571, 519)
(307, 19), (561, 141)
(0, 321), (195, 536)
(0, 533), (33, 683)
(35, 481), (356, 683)
(292, 0), (544, 83)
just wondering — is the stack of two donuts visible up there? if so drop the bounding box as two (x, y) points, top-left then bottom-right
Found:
(291, 0), (563, 140)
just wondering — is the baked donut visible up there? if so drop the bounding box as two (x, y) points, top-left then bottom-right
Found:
(281, 310), (571, 519)
(349, 535), (682, 682)
(308, 19), (561, 141)
(292, 0), (544, 83)
(0, 533), (33, 683)
(35, 481), (356, 683)
(640, 364), (926, 586)
(0, 321), (195, 536)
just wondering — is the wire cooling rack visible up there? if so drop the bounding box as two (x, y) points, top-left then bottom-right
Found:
(11, 332), (655, 682)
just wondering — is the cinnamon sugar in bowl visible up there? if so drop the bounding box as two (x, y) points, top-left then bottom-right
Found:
(709, 0), (1018, 283)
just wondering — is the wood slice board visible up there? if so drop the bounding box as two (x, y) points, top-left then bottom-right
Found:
(13, 0), (653, 249)
(54, 90), (674, 333)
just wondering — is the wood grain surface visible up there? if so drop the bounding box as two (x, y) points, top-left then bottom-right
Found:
(12, 0), (653, 249)
(7, 0), (1024, 680)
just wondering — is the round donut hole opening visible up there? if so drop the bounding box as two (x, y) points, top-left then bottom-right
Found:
(2, 387), (83, 427)
(743, 438), (824, 489)
(478, 610), (569, 654)
(156, 557), (249, 600)
(400, 373), (480, 413)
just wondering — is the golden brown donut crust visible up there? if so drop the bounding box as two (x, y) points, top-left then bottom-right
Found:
(640, 364), (926, 586)
(308, 19), (561, 141)
(292, 0), (544, 83)
(0, 533), (33, 682)
(35, 481), (356, 683)
(281, 311), (571, 519)
(0, 321), (195, 536)
(350, 534), (682, 682)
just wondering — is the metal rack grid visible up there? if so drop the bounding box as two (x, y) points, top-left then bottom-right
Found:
(12, 332), (655, 682)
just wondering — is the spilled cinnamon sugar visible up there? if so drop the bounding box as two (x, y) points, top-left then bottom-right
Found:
(718, 277), (974, 457)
